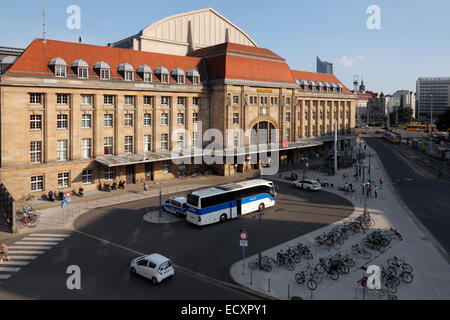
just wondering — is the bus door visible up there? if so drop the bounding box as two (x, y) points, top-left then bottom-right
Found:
(236, 199), (242, 216)
(230, 201), (238, 219)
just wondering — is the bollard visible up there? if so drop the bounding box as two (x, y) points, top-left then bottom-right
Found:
(268, 278), (271, 292)
(288, 284), (290, 300)
(250, 270), (253, 285)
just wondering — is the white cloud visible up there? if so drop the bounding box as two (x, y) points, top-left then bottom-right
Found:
(335, 56), (365, 67)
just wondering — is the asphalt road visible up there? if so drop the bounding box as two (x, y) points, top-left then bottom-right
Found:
(0, 181), (353, 299)
(366, 137), (450, 255)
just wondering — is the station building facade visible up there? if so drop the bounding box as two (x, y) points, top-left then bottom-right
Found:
(0, 9), (356, 201)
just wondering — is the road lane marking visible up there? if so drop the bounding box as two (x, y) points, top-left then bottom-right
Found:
(22, 237), (66, 242)
(8, 250), (45, 255)
(0, 261), (30, 266)
(8, 246), (52, 250)
(7, 255), (38, 260)
(15, 242), (59, 246)
(29, 234), (70, 238)
(0, 267), (21, 272)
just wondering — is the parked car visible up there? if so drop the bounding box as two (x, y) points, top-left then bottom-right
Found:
(291, 179), (322, 191)
(130, 254), (175, 285)
(162, 196), (187, 217)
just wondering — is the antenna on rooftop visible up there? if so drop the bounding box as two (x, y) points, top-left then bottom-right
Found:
(42, 0), (46, 43)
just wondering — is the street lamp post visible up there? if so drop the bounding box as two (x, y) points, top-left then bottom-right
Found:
(429, 94), (433, 155)
(155, 181), (163, 218)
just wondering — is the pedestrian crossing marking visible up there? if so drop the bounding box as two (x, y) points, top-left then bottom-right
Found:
(0, 233), (71, 284)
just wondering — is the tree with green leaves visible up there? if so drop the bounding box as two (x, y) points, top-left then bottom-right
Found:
(389, 107), (413, 126)
(436, 108), (450, 132)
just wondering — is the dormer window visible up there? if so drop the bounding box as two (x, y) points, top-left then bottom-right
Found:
(78, 68), (88, 78)
(171, 68), (185, 85)
(187, 69), (200, 86)
(118, 63), (134, 82)
(71, 59), (89, 79)
(137, 65), (152, 83)
(49, 58), (68, 78)
(94, 61), (111, 80)
(155, 66), (169, 84)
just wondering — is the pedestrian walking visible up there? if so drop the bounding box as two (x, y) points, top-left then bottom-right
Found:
(345, 182), (349, 193)
(305, 162), (310, 170)
(349, 183), (353, 193)
(364, 144), (367, 151)
(368, 185), (372, 198)
(323, 178), (328, 187)
(0, 243), (11, 264)
(379, 178), (383, 190)
(362, 184), (365, 196)
(375, 185), (378, 198)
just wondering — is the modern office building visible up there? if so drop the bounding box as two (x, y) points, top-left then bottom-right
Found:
(0, 8), (356, 201)
(316, 57), (333, 75)
(416, 77), (450, 120)
(390, 90), (416, 116)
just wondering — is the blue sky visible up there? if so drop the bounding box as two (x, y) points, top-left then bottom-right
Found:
(1, 0), (449, 94)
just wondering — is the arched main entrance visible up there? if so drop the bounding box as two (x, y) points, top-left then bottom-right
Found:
(251, 121), (277, 145)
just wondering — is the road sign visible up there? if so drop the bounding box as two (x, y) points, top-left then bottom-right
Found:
(240, 240), (248, 247)
(240, 231), (248, 241)
(360, 276), (368, 287)
(65, 192), (71, 199)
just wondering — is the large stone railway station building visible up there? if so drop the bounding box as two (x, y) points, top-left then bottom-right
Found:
(0, 8), (356, 201)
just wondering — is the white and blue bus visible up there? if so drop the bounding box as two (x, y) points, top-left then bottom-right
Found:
(186, 179), (276, 226)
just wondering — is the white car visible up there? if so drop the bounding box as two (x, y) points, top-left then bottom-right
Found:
(163, 196), (187, 217)
(130, 254), (174, 285)
(291, 179), (321, 191)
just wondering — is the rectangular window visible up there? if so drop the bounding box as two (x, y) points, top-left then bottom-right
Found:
(100, 69), (110, 80)
(193, 97), (199, 106)
(30, 115), (42, 130)
(161, 113), (168, 125)
(125, 114), (133, 126)
(192, 113), (199, 123)
(233, 113), (239, 125)
(285, 129), (290, 141)
(233, 96), (239, 104)
(161, 96), (169, 105)
(104, 137), (113, 155)
(124, 71), (134, 81)
(286, 112), (291, 122)
(161, 134), (168, 150)
(57, 94), (69, 105)
(81, 114), (92, 128)
(177, 113), (185, 125)
(233, 132), (239, 147)
(192, 132), (199, 148)
(162, 161), (170, 173)
(274, 97), (278, 105)
(31, 176), (44, 192)
(124, 96), (134, 106)
(82, 170), (93, 184)
(57, 114), (68, 129)
(286, 97), (291, 105)
(30, 93), (42, 105)
(192, 76), (200, 85)
(105, 168), (115, 181)
(103, 114), (113, 128)
(81, 95), (92, 105)
(143, 73), (152, 82)
(143, 96), (152, 105)
(78, 68), (88, 79)
(177, 75), (185, 84)
(144, 114), (151, 126)
(161, 74), (169, 84)
(55, 66), (66, 78)
(264, 97), (268, 105)
(30, 141), (42, 164)
(144, 135), (152, 152)
(57, 140), (68, 162)
(58, 172), (70, 188)
(177, 97), (185, 105)
(81, 138), (91, 159)
(104, 95), (114, 105)
(124, 136), (133, 153)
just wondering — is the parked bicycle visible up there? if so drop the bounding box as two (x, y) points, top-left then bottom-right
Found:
(276, 250), (296, 271)
(295, 271), (318, 291)
(351, 244), (371, 259)
(248, 256), (276, 272)
(16, 207), (40, 228)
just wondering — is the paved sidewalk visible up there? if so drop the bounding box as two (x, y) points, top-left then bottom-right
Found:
(10, 171), (260, 235)
(230, 141), (450, 300)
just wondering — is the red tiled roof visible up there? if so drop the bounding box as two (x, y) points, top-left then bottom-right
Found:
(190, 42), (285, 61)
(6, 39), (202, 84)
(291, 70), (352, 93)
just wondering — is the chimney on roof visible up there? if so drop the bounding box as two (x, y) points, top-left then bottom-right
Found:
(187, 20), (194, 54)
(78, 36), (83, 43)
(225, 28), (230, 43)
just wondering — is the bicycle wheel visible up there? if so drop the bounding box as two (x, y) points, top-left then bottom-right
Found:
(386, 266), (397, 277)
(340, 265), (350, 274)
(295, 273), (305, 285)
(401, 272), (413, 284)
(292, 254), (301, 264)
(328, 270), (339, 280)
(402, 263), (413, 273)
(392, 276), (400, 287)
(307, 279), (317, 291)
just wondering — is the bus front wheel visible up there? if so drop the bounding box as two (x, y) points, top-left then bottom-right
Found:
(220, 214), (228, 223)
(259, 203), (265, 212)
